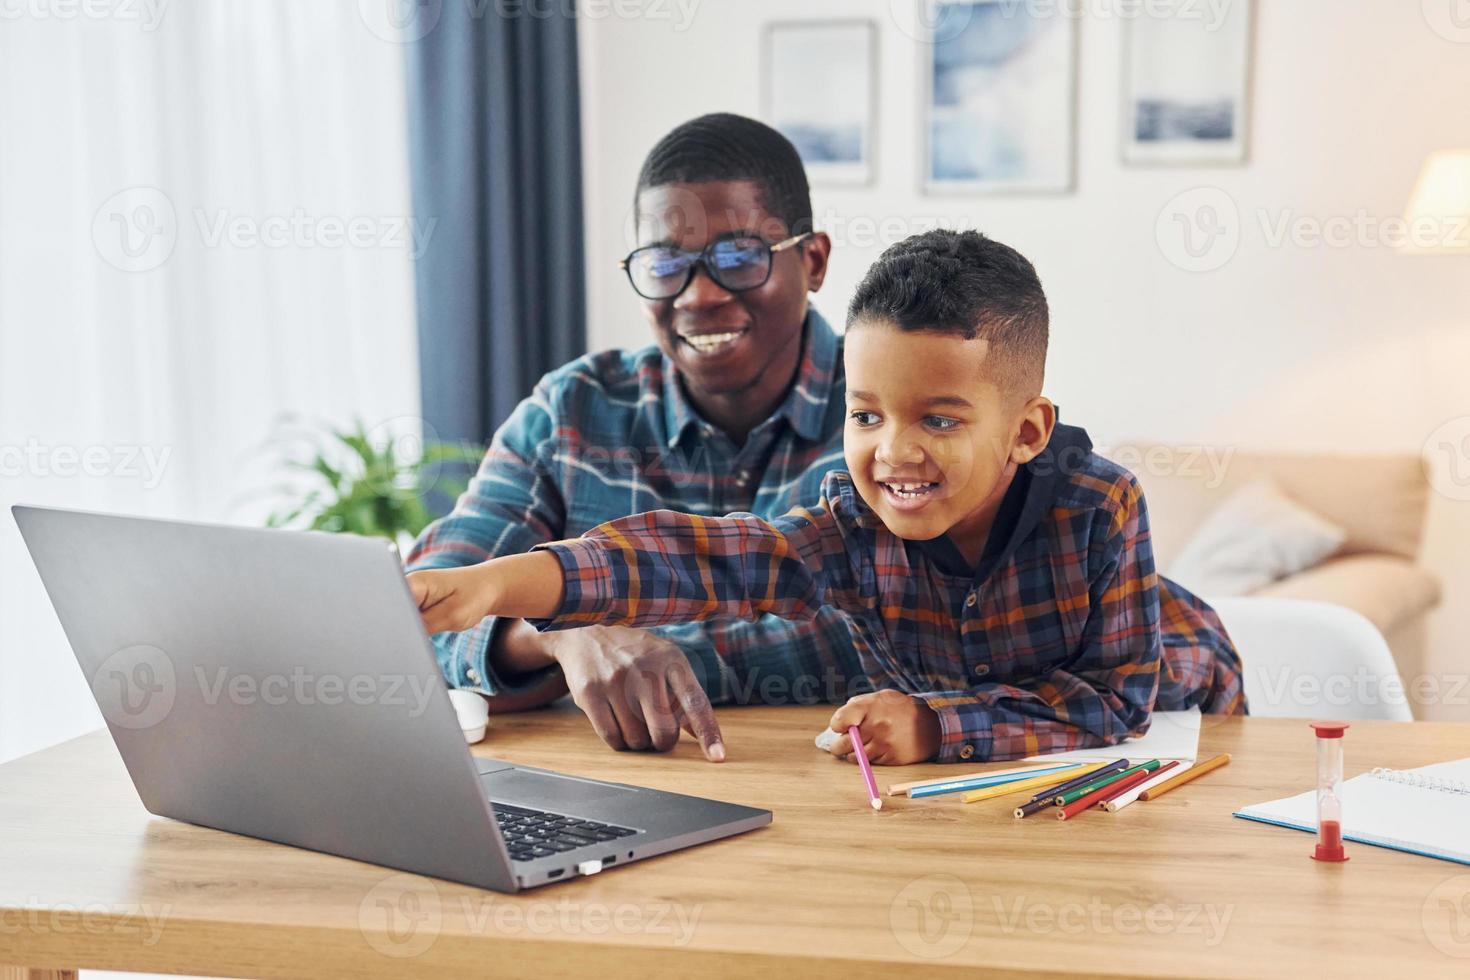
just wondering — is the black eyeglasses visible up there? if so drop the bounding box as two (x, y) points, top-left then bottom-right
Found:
(619, 232), (811, 301)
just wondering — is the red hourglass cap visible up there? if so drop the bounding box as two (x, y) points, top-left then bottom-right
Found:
(1309, 721), (1350, 739)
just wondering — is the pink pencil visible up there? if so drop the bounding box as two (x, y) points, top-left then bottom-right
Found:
(848, 726), (882, 810)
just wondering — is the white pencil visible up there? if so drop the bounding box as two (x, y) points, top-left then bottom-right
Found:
(1103, 761), (1195, 812)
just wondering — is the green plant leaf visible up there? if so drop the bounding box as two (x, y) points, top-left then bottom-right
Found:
(261, 418), (481, 541)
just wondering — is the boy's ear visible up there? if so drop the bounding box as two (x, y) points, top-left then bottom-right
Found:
(802, 231), (832, 293)
(1010, 397), (1056, 465)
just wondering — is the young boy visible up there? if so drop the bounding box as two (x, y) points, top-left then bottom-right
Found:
(409, 230), (1246, 765)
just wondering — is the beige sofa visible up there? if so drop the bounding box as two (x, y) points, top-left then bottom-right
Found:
(1103, 444), (1442, 690)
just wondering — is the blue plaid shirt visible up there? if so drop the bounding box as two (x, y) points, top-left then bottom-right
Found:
(405, 309), (870, 703)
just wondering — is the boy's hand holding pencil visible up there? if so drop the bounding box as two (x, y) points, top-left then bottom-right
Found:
(827, 690), (942, 766)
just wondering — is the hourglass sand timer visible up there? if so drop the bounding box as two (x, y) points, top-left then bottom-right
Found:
(1309, 721), (1350, 862)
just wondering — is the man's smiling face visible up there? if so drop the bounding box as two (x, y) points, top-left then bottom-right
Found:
(634, 180), (823, 409)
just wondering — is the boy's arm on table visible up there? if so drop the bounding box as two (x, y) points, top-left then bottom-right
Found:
(910, 482), (1162, 763)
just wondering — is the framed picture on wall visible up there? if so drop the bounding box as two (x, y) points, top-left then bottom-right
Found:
(1122, 0), (1254, 164)
(762, 20), (877, 186)
(920, 0), (1077, 194)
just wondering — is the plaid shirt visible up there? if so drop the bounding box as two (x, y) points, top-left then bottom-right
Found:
(532, 430), (1247, 763)
(405, 309), (869, 703)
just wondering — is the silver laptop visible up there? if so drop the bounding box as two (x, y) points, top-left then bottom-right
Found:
(13, 504), (770, 892)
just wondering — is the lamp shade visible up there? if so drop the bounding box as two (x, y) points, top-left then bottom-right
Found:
(1401, 148), (1470, 254)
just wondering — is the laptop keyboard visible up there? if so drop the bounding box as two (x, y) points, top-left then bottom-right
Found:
(491, 802), (638, 863)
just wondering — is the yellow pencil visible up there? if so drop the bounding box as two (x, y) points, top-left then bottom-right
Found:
(961, 761), (1110, 804)
(886, 763), (1078, 797)
(1138, 754), (1231, 800)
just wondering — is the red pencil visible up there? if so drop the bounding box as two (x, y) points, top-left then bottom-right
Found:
(1057, 767), (1155, 821)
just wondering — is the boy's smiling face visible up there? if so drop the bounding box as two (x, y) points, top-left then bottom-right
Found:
(843, 319), (1054, 565)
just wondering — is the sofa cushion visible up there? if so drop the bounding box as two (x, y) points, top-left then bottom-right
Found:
(1103, 443), (1429, 569)
(1166, 479), (1347, 596)
(1251, 554), (1443, 636)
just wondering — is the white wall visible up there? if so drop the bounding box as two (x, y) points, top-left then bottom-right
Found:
(579, 1), (1470, 717)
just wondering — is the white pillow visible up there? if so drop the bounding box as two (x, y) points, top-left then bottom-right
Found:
(1164, 479), (1347, 597)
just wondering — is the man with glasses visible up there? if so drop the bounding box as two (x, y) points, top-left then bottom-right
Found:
(406, 113), (867, 762)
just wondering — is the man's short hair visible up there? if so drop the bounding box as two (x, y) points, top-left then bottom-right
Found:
(846, 229), (1049, 397)
(635, 113), (813, 237)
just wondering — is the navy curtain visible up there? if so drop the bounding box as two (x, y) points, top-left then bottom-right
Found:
(404, 3), (586, 449)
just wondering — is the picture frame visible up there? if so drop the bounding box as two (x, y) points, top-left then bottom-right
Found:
(761, 20), (877, 187)
(919, 0), (1078, 195)
(1121, 0), (1255, 165)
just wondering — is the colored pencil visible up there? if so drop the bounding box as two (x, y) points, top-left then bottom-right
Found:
(1026, 759), (1130, 803)
(1014, 760), (1130, 819)
(1054, 760), (1162, 807)
(1014, 796), (1061, 820)
(961, 762), (1110, 804)
(1103, 762), (1193, 812)
(1057, 767), (1156, 820)
(888, 762), (1081, 797)
(1097, 761), (1180, 810)
(906, 764), (1084, 800)
(1139, 754), (1231, 801)
(848, 726), (882, 810)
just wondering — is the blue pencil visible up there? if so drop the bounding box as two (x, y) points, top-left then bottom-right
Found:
(907, 763), (1084, 799)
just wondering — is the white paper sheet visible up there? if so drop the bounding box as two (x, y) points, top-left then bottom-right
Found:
(1023, 709), (1202, 763)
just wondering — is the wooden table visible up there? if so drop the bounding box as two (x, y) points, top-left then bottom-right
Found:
(3, 705), (1470, 978)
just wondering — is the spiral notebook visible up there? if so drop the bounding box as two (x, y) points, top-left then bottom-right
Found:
(1233, 758), (1470, 866)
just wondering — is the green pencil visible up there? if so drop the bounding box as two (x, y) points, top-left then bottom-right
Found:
(1053, 760), (1162, 806)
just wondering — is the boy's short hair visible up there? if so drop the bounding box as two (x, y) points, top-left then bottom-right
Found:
(846, 229), (1049, 398)
(635, 113), (813, 237)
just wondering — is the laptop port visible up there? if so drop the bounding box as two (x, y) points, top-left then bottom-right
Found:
(603, 855), (616, 864)
(548, 869), (564, 879)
